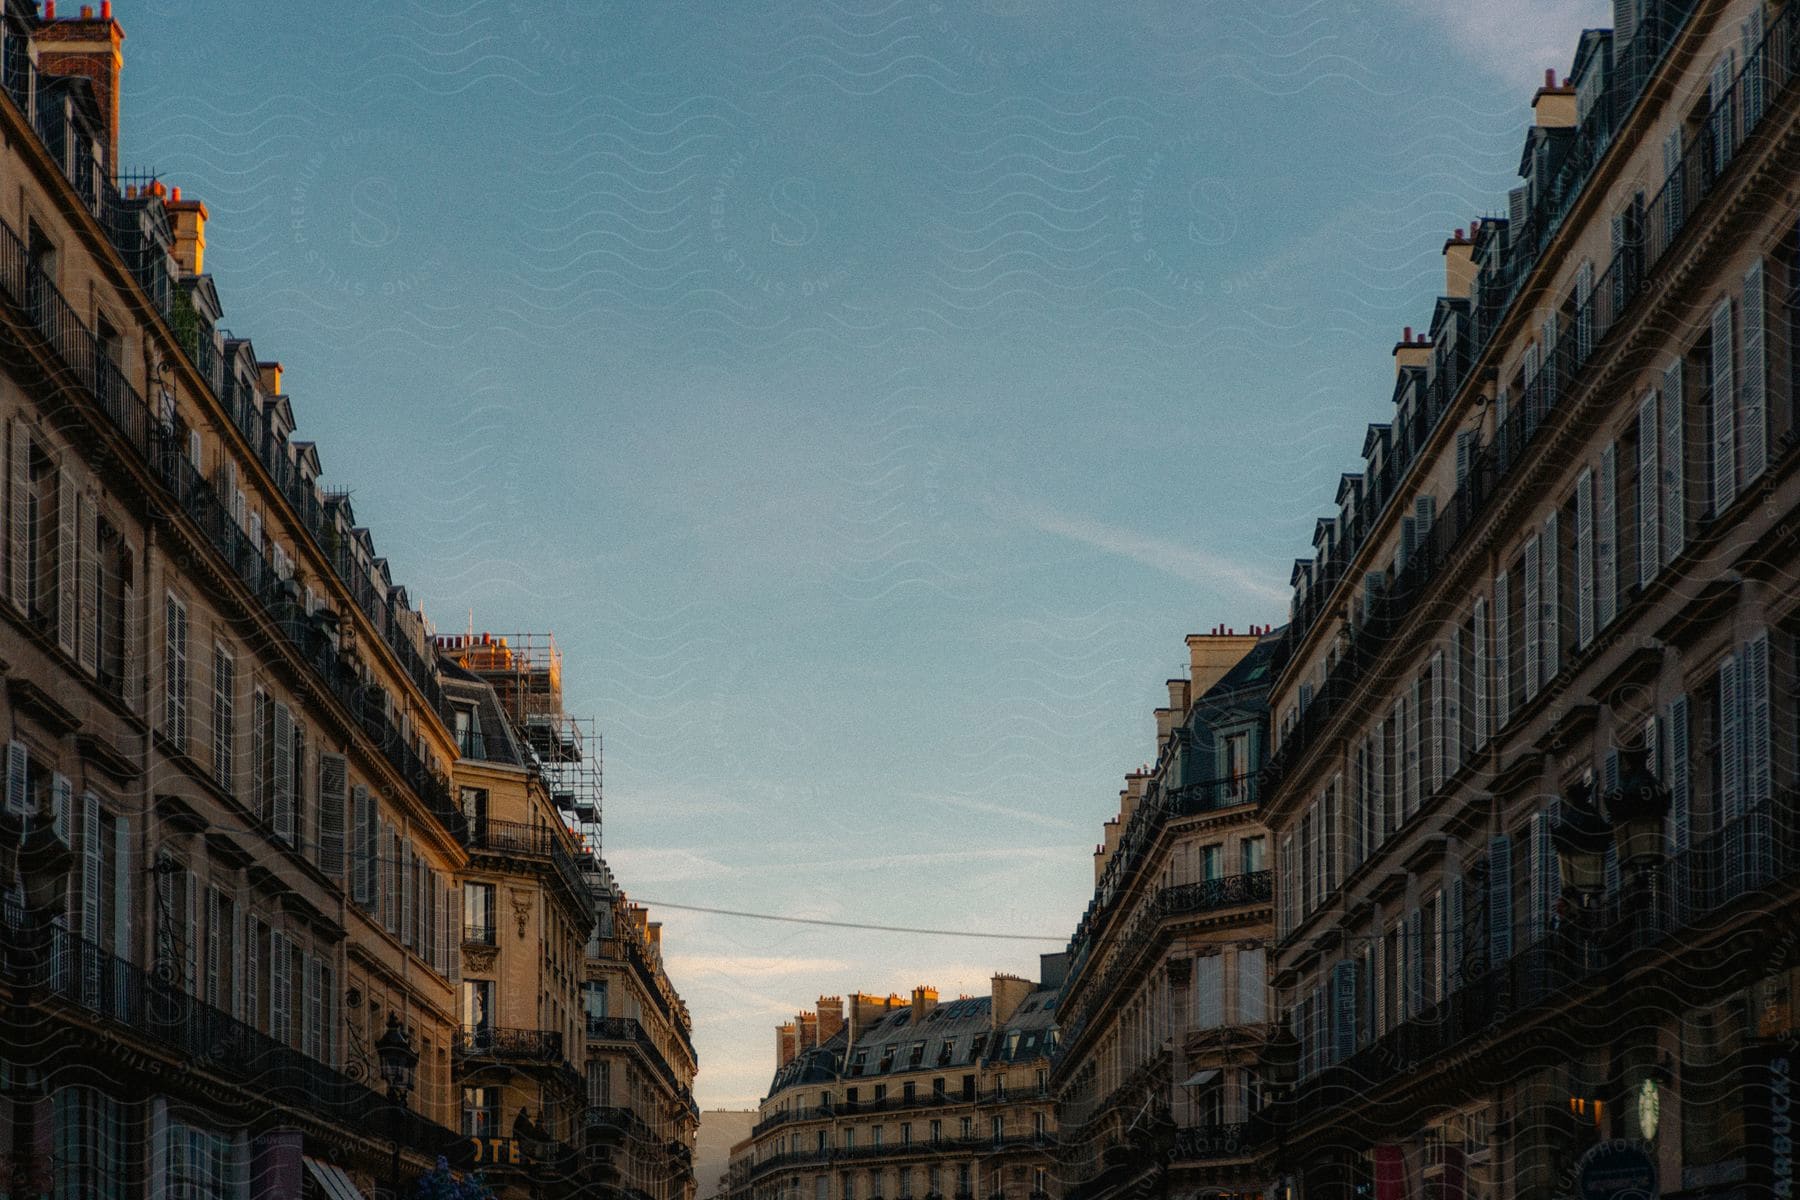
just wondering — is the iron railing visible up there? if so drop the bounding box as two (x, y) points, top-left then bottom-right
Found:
(585, 1015), (688, 1099)
(454, 1024), (568, 1063)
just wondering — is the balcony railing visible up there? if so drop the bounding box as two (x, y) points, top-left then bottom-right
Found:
(454, 1024), (567, 1063)
(1160, 869), (1273, 918)
(1287, 799), (1792, 1128)
(0, 210), (466, 846)
(5, 912), (457, 1155)
(585, 1015), (687, 1099)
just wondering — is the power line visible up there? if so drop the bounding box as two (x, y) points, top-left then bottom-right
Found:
(631, 898), (1067, 942)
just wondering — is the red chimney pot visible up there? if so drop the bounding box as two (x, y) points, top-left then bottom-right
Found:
(1403, 325), (1412, 342)
(80, 4), (93, 18)
(171, 185), (182, 202)
(1544, 68), (1555, 87)
(44, 0), (55, 16)
(101, 0), (111, 17)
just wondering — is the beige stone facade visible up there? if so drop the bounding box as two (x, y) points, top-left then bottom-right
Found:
(1262, 1), (1800, 1194)
(738, 974), (1063, 1200)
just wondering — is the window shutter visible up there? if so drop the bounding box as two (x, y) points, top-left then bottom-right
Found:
(1720, 654), (1743, 824)
(1523, 536), (1541, 700)
(1399, 517), (1416, 571)
(270, 930), (291, 1045)
(182, 869), (198, 996)
(1744, 630), (1771, 804)
(1429, 651), (1445, 792)
(321, 960), (337, 1067)
(50, 771), (71, 846)
(231, 901), (246, 1022)
(1446, 630), (1462, 771)
(1472, 596), (1489, 750)
(56, 468), (76, 655)
(1711, 297), (1737, 512)
(1744, 9), (1767, 127)
(1541, 512), (1559, 682)
(163, 595), (186, 746)
(1603, 750), (1623, 897)
(211, 646), (233, 791)
(1576, 262), (1595, 361)
(1597, 443), (1619, 627)
(1406, 908), (1425, 1017)
(448, 882), (462, 986)
(1635, 391), (1660, 590)
(273, 703), (295, 845)
(205, 887), (222, 1011)
(77, 493), (97, 672)
(1332, 959), (1358, 1062)
(81, 791), (101, 942)
(318, 753), (347, 880)
(402, 841), (415, 949)
(6, 741), (30, 817)
(1487, 835), (1513, 965)
(350, 785), (370, 905)
(1371, 928), (1387, 1038)
(7, 422), (29, 612)
(1447, 875), (1465, 990)
(304, 955), (322, 1060)
(1494, 572), (1512, 728)
(383, 825), (400, 935)
(1455, 431), (1475, 486)
(1742, 259), (1767, 483)
(1711, 53), (1736, 176)
(1575, 468), (1594, 648)
(1540, 315), (1559, 405)
(112, 818), (131, 966)
(1669, 694), (1691, 916)
(1659, 361), (1686, 566)
(1663, 127), (1684, 244)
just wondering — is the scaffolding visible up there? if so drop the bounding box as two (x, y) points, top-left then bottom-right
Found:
(434, 631), (604, 856)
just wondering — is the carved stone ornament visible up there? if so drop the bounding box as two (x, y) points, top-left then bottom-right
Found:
(511, 888), (534, 939)
(462, 944), (499, 973)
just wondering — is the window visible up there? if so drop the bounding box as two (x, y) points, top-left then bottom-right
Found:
(162, 593), (189, 745)
(583, 980), (608, 1031)
(164, 1118), (246, 1200)
(990, 1115), (1004, 1144)
(901, 1122), (912, 1146)
(1241, 835), (1266, 875)
(959, 1116), (972, 1140)
(872, 1126), (883, 1148)
(902, 1081), (915, 1102)
(462, 1087), (501, 1136)
(1222, 732), (1250, 797)
(930, 1119), (941, 1145)
(1195, 954), (1223, 1029)
(586, 1060), (610, 1106)
(453, 706), (484, 759)
(1236, 945), (1267, 1023)
(53, 1086), (128, 1200)
(1199, 842), (1222, 881)
(463, 882), (495, 945)
(462, 979), (495, 1034)
(95, 519), (131, 692)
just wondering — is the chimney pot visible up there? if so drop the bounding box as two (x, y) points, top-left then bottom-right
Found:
(101, 0), (111, 17)
(80, 5), (93, 17)
(171, 185), (181, 202)
(1545, 68), (1556, 87)
(1403, 325), (1412, 342)
(45, 1), (55, 17)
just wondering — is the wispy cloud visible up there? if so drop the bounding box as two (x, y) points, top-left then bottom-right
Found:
(1391, 0), (1612, 94)
(1009, 500), (1288, 608)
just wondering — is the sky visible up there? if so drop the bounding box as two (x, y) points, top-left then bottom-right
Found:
(119, 0), (1609, 1111)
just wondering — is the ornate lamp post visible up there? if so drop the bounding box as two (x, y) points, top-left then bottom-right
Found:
(1552, 773), (1611, 904)
(375, 1012), (419, 1200)
(1, 810), (74, 1200)
(1606, 746), (1671, 874)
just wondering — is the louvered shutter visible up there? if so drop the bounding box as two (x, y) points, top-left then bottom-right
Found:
(318, 754), (347, 880)
(1669, 695), (1691, 916)
(1576, 262), (1594, 361)
(1447, 875), (1465, 989)
(1524, 342), (1542, 424)
(232, 902), (246, 1022)
(112, 818), (131, 967)
(1745, 631), (1772, 885)
(1523, 536), (1541, 700)
(1663, 128), (1684, 246)
(304, 955), (322, 1060)
(1576, 468), (1594, 647)
(1495, 573), (1512, 728)
(1487, 836), (1513, 964)
(1332, 959), (1357, 1062)
(78, 493), (97, 672)
(320, 960), (337, 1067)
(1399, 517), (1416, 571)
(1541, 315), (1559, 406)
(163, 596), (187, 747)
(402, 841), (415, 949)
(81, 791), (101, 942)
(182, 870), (198, 995)
(273, 703), (295, 845)
(1542, 512), (1560, 681)
(1742, 259), (1767, 483)
(1711, 298), (1737, 512)
(49, 772), (71, 846)
(1744, 9), (1767, 127)
(211, 646), (233, 790)
(56, 469), (76, 655)
(1472, 597), (1489, 749)
(205, 887), (222, 1011)
(1662, 361), (1686, 564)
(1372, 930), (1387, 1038)
(5, 741), (28, 816)
(1604, 750), (1623, 897)
(1635, 391), (1660, 590)
(384, 825), (400, 935)
(1720, 654), (1743, 824)
(1455, 431), (1475, 486)
(350, 785), (369, 905)
(1447, 630), (1463, 770)
(245, 918), (262, 1030)
(1711, 53), (1736, 176)
(270, 930), (291, 1045)
(1429, 651), (1445, 792)
(7, 422), (28, 611)
(448, 880), (462, 985)
(1371, 724), (1388, 845)
(1597, 444), (1619, 626)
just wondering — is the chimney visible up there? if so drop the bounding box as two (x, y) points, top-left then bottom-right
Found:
(796, 1010), (818, 1053)
(990, 974), (1032, 1030)
(1038, 952), (1070, 991)
(1167, 677), (1190, 720)
(30, 3), (124, 169)
(1391, 326), (1431, 377)
(776, 1021), (798, 1069)
(164, 191), (209, 278)
(1154, 706), (1175, 750)
(647, 922), (662, 951)
(910, 986), (938, 1023)
(1443, 226), (1475, 299)
(1532, 68), (1577, 128)
(1185, 628), (1261, 699)
(817, 996), (845, 1044)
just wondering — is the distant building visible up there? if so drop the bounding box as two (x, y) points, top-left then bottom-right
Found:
(1051, 627), (1280, 1199)
(736, 968), (1066, 1200)
(697, 1108), (758, 1197)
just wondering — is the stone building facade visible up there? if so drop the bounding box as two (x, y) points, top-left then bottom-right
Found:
(1261, 0), (1800, 1194)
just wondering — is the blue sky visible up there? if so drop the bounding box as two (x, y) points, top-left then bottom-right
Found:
(121, 0), (1607, 1109)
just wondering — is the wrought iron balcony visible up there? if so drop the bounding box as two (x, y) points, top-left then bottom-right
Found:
(454, 1024), (567, 1064)
(585, 1015), (687, 1099)
(1160, 869), (1273, 918)
(465, 818), (591, 907)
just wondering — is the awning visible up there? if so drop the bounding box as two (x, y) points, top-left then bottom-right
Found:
(1179, 1068), (1221, 1088)
(304, 1157), (367, 1200)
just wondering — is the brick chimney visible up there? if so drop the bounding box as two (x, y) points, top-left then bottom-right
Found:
(1186, 628), (1260, 700)
(795, 1010), (817, 1053)
(1443, 225), (1476, 299)
(990, 974), (1032, 1030)
(776, 1021), (798, 1069)
(816, 995), (845, 1044)
(258, 361), (282, 397)
(910, 986), (938, 1023)
(1532, 68), (1576, 128)
(31, 3), (123, 170)
(1391, 327), (1431, 378)
(162, 187), (208, 278)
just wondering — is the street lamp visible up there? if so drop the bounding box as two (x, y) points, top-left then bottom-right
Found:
(1551, 773), (1611, 902)
(375, 1012), (419, 1200)
(2, 810), (74, 1200)
(1605, 746), (1671, 872)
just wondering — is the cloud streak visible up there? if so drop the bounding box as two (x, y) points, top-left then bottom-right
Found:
(1011, 501), (1289, 608)
(1391, 0), (1613, 94)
